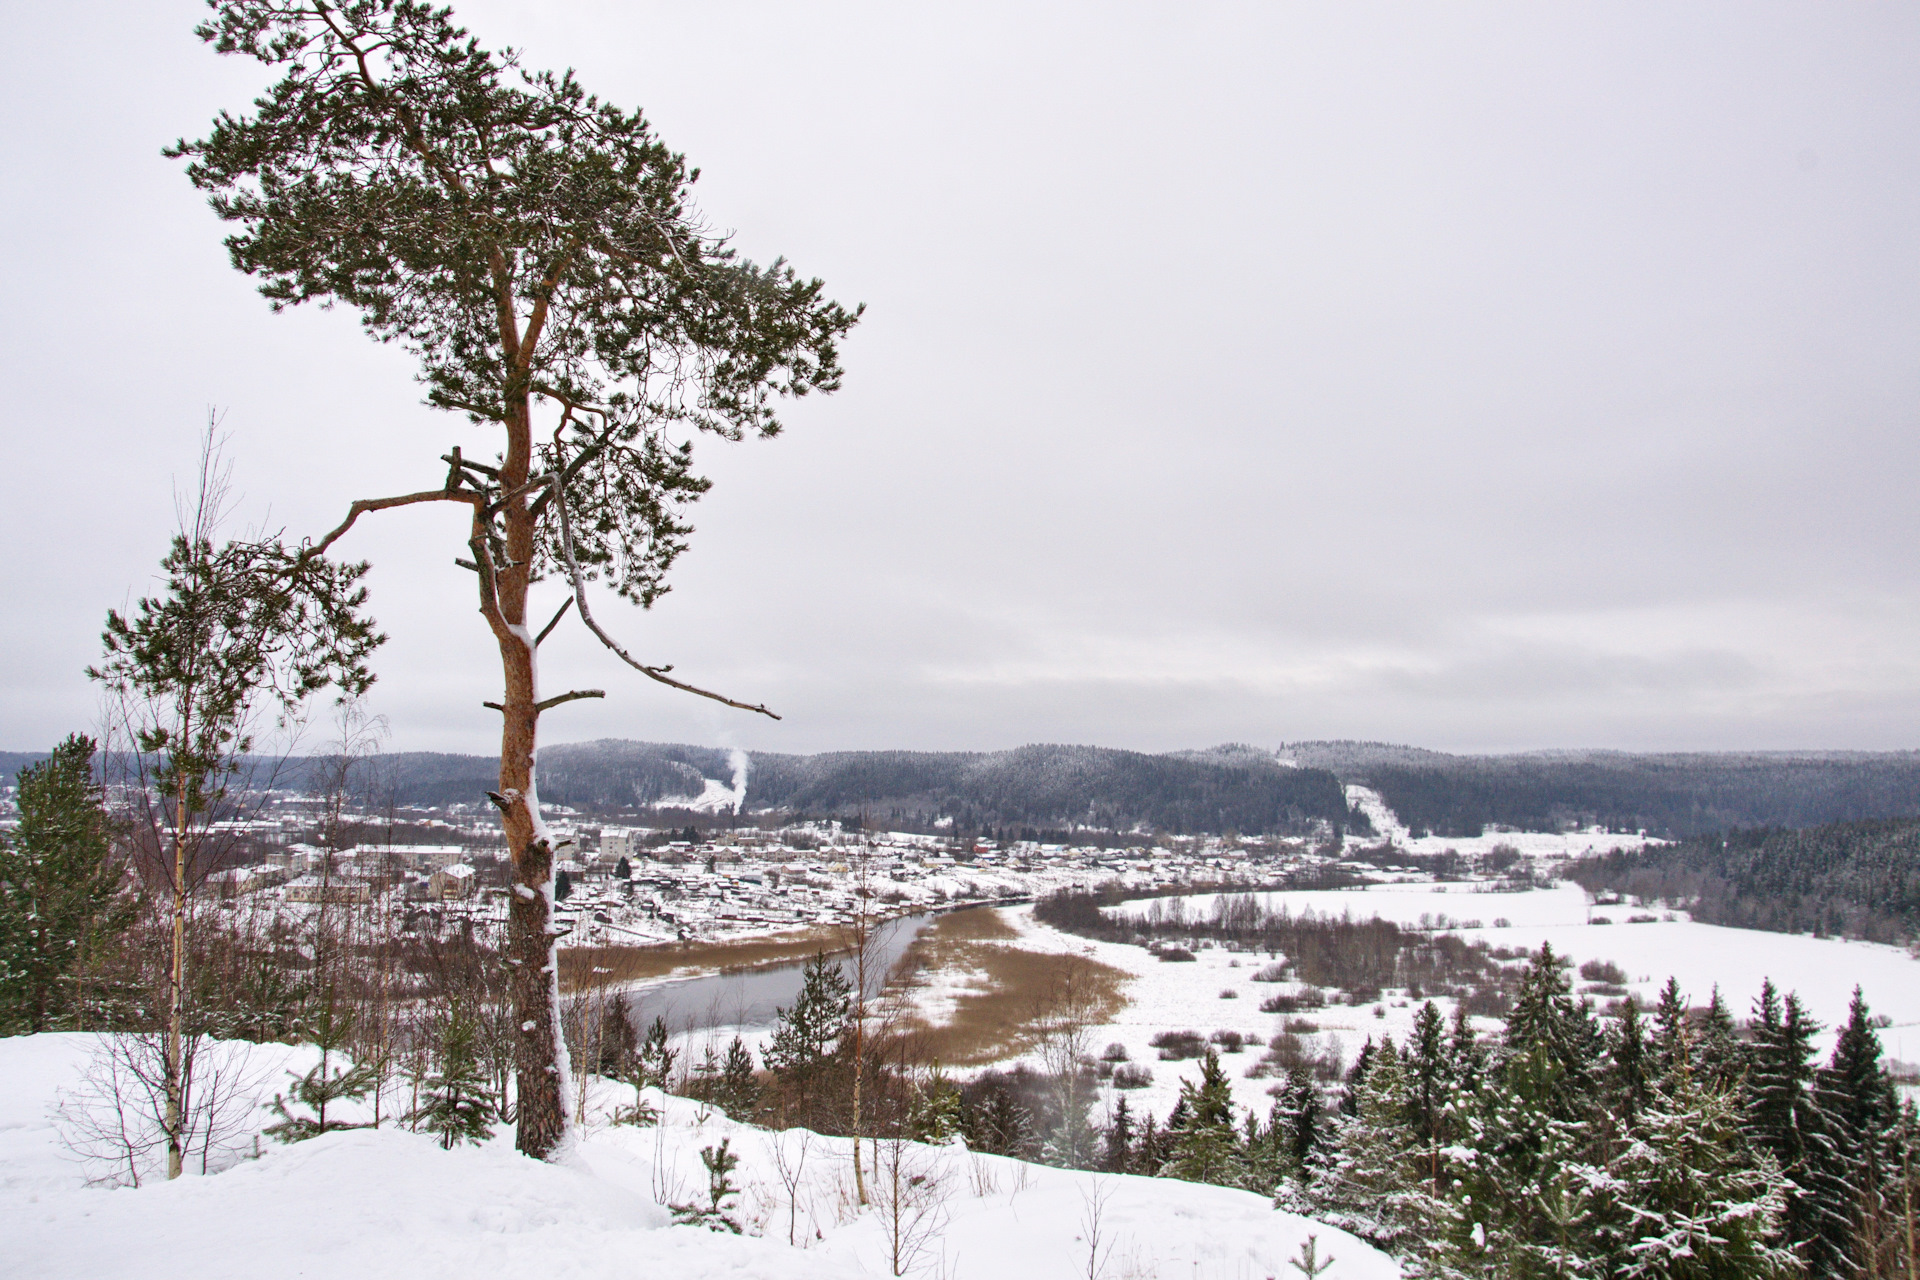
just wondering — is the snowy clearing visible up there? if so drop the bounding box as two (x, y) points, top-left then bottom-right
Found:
(1342, 785), (1656, 860)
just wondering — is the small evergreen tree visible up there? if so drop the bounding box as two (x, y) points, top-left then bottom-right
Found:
(1161, 1050), (1248, 1187)
(637, 1015), (678, 1090)
(1135, 1111), (1167, 1176)
(264, 1003), (377, 1143)
(407, 1014), (499, 1149)
(1276, 1064), (1327, 1176)
(908, 1066), (964, 1146)
(597, 1002), (638, 1080)
(672, 1138), (743, 1233)
(713, 1035), (762, 1119)
(763, 951), (851, 1119)
(1102, 1094), (1135, 1173)
(1652, 976), (1689, 1078)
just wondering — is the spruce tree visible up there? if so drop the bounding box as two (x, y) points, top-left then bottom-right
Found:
(407, 1014), (499, 1149)
(1135, 1112), (1166, 1175)
(1318, 1036), (1431, 1254)
(1608, 995), (1653, 1130)
(1694, 986), (1741, 1091)
(1744, 984), (1852, 1273)
(1448, 1001), (1485, 1096)
(1162, 1049), (1248, 1187)
(0, 735), (129, 1034)
(1276, 1065), (1327, 1175)
(1819, 987), (1901, 1275)
(1504, 943), (1601, 1114)
(1245, 1103), (1287, 1192)
(908, 1067), (964, 1146)
(1653, 976), (1690, 1079)
(1602, 1050), (1799, 1279)
(1440, 1032), (1599, 1279)
(712, 1035), (761, 1119)
(1341, 1038), (1377, 1117)
(1103, 1094), (1135, 1173)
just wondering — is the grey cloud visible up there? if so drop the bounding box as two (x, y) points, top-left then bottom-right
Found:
(3, 1), (1917, 757)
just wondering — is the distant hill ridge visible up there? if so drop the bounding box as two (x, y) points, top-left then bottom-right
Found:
(9, 738), (1920, 839)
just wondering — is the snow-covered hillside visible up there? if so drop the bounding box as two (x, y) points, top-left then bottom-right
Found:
(0, 1034), (1397, 1280)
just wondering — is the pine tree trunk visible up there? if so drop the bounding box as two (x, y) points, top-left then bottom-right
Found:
(495, 391), (570, 1161)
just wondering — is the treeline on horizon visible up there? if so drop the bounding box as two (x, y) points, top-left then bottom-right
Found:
(1567, 819), (1920, 945)
(1355, 753), (1920, 840)
(18, 739), (1920, 857)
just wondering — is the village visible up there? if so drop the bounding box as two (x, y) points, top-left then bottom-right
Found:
(176, 794), (1367, 949)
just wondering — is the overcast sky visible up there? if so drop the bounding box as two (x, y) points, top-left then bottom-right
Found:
(4, 1), (1918, 758)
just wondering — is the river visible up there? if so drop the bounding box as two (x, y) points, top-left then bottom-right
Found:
(620, 910), (939, 1035)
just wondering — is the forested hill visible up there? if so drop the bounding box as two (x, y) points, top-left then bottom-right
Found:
(540, 740), (1355, 834)
(145, 740), (1352, 834)
(1282, 741), (1920, 838)
(734, 743), (1353, 834)
(1566, 819), (1920, 944)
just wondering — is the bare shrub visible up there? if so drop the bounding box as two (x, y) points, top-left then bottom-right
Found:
(1148, 1030), (1206, 1060)
(873, 1135), (949, 1277)
(54, 1033), (268, 1186)
(1579, 958), (1628, 985)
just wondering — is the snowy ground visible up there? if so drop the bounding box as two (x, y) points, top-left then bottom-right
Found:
(0, 1034), (1397, 1280)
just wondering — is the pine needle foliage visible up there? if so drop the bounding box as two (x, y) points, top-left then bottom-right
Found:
(0, 736), (130, 1034)
(407, 1014), (499, 1149)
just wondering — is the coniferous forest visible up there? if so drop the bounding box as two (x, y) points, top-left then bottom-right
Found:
(1567, 819), (1920, 945)
(998, 889), (1920, 1279)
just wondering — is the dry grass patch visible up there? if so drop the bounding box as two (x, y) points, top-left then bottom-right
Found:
(885, 908), (1130, 1067)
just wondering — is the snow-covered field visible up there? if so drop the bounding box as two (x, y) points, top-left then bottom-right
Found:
(926, 888), (1920, 1127)
(0, 1034), (1396, 1280)
(1343, 785), (1655, 861)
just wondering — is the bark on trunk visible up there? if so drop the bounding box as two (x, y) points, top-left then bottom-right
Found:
(493, 389), (571, 1160)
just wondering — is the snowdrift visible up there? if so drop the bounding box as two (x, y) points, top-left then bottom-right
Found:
(0, 1034), (1397, 1280)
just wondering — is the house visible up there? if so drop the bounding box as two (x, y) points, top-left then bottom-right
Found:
(283, 875), (372, 904)
(430, 863), (477, 900)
